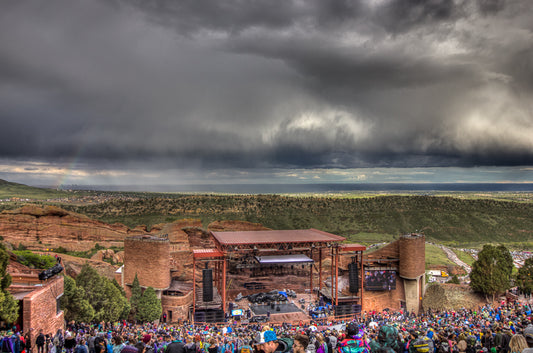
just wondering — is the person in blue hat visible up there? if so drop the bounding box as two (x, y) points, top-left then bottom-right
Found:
(254, 331), (279, 353)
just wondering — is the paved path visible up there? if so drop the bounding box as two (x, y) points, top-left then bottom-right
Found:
(438, 244), (472, 274)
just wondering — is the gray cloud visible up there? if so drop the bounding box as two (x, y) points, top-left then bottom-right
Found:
(0, 0), (532, 178)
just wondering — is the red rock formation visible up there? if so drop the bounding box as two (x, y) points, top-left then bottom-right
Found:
(0, 205), (146, 251)
(2, 206), (280, 284)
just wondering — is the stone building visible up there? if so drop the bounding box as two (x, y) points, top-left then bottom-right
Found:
(116, 234), (194, 323)
(7, 260), (64, 349)
(361, 233), (426, 314)
(121, 235), (171, 297)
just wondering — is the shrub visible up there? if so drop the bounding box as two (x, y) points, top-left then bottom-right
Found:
(13, 250), (57, 269)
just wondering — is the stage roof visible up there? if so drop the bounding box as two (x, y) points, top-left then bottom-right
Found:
(340, 243), (367, 252)
(211, 228), (345, 246)
(255, 254), (314, 264)
(192, 249), (225, 258)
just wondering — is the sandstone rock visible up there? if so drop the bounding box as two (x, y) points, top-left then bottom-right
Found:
(183, 227), (215, 248)
(91, 249), (116, 261)
(55, 253), (118, 280)
(0, 205), (146, 251)
(158, 219), (202, 252)
(113, 251), (124, 263)
(91, 251), (104, 261)
(133, 225), (148, 232)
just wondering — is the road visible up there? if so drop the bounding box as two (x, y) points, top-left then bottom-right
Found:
(437, 244), (472, 274)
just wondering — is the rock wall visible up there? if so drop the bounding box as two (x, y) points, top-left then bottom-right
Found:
(0, 205), (145, 251)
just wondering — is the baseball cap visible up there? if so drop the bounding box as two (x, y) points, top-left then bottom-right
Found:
(254, 331), (277, 344)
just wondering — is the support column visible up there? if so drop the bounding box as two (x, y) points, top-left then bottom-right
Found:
(309, 247), (313, 298)
(319, 247), (323, 293)
(360, 252), (364, 313)
(335, 247), (339, 307)
(192, 255), (196, 324)
(215, 261), (219, 290)
(222, 258), (227, 315)
(330, 248), (334, 304)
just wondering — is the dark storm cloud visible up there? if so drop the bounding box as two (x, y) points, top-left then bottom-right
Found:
(1, 0), (533, 174)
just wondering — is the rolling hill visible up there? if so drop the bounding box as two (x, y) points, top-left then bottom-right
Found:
(1, 180), (533, 247)
(63, 194), (533, 247)
(0, 179), (68, 199)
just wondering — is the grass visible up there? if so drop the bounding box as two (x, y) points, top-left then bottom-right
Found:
(425, 243), (456, 269)
(0, 179), (69, 199)
(451, 248), (475, 266)
(344, 232), (397, 245)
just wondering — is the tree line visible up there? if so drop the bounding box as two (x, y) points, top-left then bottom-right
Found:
(62, 266), (162, 323)
(62, 195), (533, 245)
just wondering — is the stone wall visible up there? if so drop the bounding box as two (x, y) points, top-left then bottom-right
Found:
(23, 276), (64, 349)
(399, 234), (425, 279)
(124, 236), (171, 290)
(161, 290), (194, 322)
(363, 276), (406, 312)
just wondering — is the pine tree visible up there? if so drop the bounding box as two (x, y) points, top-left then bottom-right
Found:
(130, 273), (142, 319)
(136, 287), (162, 323)
(516, 257), (533, 296)
(61, 275), (95, 322)
(111, 279), (131, 320)
(75, 264), (129, 322)
(470, 244), (513, 302)
(0, 243), (18, 323)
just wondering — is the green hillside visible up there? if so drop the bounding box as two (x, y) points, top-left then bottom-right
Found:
(0, 179), (68, 199)
(61, 194), (533, 247)
(1, 179), (532, 247)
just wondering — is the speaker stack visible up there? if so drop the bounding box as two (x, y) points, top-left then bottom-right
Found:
(202, 268), (213, 302)
(348, 262), (359, 293)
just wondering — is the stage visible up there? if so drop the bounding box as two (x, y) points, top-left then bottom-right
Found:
(251, 302), (303, 315)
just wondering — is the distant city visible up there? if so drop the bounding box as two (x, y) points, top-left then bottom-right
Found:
(54, 182), (533, 194)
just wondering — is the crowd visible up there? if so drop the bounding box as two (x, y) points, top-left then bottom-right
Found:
(1, 301), (533, 353)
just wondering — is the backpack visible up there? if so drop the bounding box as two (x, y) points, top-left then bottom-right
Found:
(338, 339), (368, 353)
(412, 337), (431, 353)
(239, 345), (252, 353)
(438, 341), (450, 353)
(277, 338), (293, 353)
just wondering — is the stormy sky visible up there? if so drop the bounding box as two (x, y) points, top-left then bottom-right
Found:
(1, 0), (533, 187)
